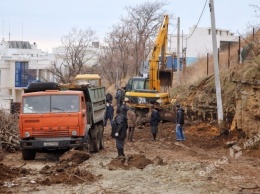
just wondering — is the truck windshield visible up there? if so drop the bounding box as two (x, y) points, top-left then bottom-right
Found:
(22, 95), (80, 114)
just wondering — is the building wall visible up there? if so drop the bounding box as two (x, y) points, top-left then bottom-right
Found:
(52, 45), (100, 68)
(0, 39), (102, 108)
(0, 39), (54, 106)
(169, 26), (239, 65)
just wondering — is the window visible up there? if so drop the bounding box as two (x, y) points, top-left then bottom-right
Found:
(23, 95), (50, 113)
(15, 62), (36, 87)
(133, 80), (145, 90)
(51, 95), (79, 112)
(81, 96), (85, 109)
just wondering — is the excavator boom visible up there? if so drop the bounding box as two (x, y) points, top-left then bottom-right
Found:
(149, 15), (173, 91)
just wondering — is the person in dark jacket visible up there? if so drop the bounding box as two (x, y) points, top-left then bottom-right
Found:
(115, 88), (122, 111)
(121, 87), (125, 102)
(114, 109), (127, 158)
(150, 105), (161, 141)
(104, 101), (114, 128)
(120, 101), (129, 117)
(176, 104), (185, 141)
(106, 92), (113, 103)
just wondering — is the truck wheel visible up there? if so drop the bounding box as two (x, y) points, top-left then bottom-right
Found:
(79, 143), (88, 152)
(28, 82), (59, 91)
(79, 132), (89, 153)
(100, 135), (104, 149)
(92, 125), (100, 152)
(22, 149), (36, 160)
(87, 135), (93, 152)
(98, 125), (104, 149)
(93, 139), (100, 152)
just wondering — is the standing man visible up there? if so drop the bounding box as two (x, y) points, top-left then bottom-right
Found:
(176, 104), (185, 141)
(106, 92), (113, 103)
(115, 88), (122, 111)
(104, 101), (114, 128)
(150, 105), (161, 141)
(120, 101), (129, 117)
(121, 87), (126, 103)
(114, 109), (127, 158)
(127, 107), (137, 142)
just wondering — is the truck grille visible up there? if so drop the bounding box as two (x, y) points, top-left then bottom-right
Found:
(32, 130), (70, 137)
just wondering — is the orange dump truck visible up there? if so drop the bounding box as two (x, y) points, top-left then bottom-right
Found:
(19, 82), (106, 160)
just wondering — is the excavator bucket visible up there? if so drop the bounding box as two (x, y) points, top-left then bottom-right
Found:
(159, 69), (173, 88)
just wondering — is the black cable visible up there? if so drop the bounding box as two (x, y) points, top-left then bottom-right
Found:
(187, 0), (208, 39)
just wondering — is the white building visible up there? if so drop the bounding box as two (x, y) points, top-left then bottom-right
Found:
(52, 41), (101, 65)
(0, 39), (54, 110)
(169, 26), (239, 65)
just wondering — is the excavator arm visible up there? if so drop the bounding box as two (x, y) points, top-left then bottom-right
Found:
(149, 15), (172, 91)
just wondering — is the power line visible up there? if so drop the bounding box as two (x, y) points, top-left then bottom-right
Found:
(187, 0), (208, 39)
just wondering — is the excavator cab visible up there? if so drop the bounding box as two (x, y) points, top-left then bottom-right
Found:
(125, 77), (150, 92)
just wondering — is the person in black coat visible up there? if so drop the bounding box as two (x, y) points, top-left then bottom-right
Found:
(120, 101), (129, 117)
(114, 109), (127, 157)
(104, 101), (114, 127)
(150, 105), (161, 141)
(115, 88), (122, 111)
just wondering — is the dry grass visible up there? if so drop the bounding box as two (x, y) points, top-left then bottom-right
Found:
(180, 28), (260, 86)
(0, 111), (20, 152)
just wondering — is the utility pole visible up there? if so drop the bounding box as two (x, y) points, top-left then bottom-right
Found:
(209, 0), (224, 131)
(177, 17), (180, 84)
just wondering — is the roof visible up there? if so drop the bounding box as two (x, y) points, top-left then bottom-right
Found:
(132, 77), (148, 80)
(75, 74), (101, 80)
(8, 41), (31, 49)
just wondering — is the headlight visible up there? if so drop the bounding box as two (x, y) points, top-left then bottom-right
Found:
(72, 130), (77, 136)
(25, 132), (30, 138)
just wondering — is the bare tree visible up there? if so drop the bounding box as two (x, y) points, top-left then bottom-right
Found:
(99, 23), (133, 85)
(99, 0), (169, 84)
(48, 28), (97, 83)
(248, 4), (260, 28)
(125, 0), (168, 75)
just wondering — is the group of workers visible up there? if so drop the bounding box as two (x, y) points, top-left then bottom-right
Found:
(104, 87), (185, 158)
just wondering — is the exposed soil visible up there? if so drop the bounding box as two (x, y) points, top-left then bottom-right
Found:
(1, 121), (260, 194)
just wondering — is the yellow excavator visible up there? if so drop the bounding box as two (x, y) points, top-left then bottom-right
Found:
(125, 15), (174, 123)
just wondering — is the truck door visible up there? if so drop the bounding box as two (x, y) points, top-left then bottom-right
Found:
(81, 95), (87, 134)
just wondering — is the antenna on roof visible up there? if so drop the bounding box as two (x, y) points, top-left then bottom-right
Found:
(9, 17), (10, 42)
(22, 16), (23, 41)
(2, 20), (4, 40)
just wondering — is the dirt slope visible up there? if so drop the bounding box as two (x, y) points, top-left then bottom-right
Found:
(173, 59), (260, 139)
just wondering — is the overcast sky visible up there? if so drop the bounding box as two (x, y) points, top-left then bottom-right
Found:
(1, 0), (258, 52)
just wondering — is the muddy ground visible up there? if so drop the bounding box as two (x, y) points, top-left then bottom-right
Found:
(1, 122), (260, 194)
